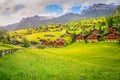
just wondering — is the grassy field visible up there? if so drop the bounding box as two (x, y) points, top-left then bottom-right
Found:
(0, 42), (120, 80)
(25, 30), (68, 42)
(0, 44), (21, 50)
(9, 29), (71, 42)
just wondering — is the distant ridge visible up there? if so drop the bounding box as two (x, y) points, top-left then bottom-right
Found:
(1, 3), (117, 31)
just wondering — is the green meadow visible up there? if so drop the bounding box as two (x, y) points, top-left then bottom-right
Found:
(0, 8), (120, 80)
(0, 42), (120, 80)
(0, 44), (21, 50)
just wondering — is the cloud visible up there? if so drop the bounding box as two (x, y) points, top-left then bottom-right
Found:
(0, 0), (120, 26)
(14, 4), (25, 13)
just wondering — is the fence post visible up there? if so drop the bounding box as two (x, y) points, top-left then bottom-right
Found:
(0, 48), (19, 57)
(7, 50), (10, 54)
(10, 49), (12, 53)
(6, 50), (9, 54)
(4, 50), (7, 55)
(2, 50), (5, 55)
(11, 49), (13, 53)
(0, 50), (3, 56)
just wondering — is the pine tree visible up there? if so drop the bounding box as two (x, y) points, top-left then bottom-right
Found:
(71, 33), (76, 44)
(118, 25), (120, 45)
(0, 28), (6, 43)
(106, 16), (114, 27)
(6, 34), (11, 44)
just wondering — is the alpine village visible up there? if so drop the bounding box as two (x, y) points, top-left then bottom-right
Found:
(0, 3), (120, 80)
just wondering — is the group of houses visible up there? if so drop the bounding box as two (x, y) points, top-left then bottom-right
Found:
(76, 29), (100, 42)
(39, 38), (66, 47)
(37, 27), (119, 48)
(76, 27), (120, 42)
(30, 27), (120, 48)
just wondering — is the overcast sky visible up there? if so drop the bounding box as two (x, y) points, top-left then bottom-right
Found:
(0, 0), (120, 26)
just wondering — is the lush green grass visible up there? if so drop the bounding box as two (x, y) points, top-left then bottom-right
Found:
(0, 44), (21, 50)
(25, 30), (67, 42)
(0, 42), (120, 80)
(9, 29), (71, 42)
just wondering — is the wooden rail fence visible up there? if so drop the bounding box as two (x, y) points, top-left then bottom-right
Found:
(0, 48), (19, 56)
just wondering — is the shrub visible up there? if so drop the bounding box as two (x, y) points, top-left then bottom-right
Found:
(84, 38), (88, 43)
(91, 41), (95, 43)
(22, 37), (30, 48)
(36, 44), (45, 49)
(118, 38), (120, 45)
(71, 33), (76, 44)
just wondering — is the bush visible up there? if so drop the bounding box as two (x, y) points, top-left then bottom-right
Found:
(22, 37), (30, 48)
(10, 39), (21, 45)
(118, 38), (120, 45)
(71, 33), (76, 44)
(84, 38), (88, 43)
(36, 44), (45, 49)
(91, 41), (95, 43)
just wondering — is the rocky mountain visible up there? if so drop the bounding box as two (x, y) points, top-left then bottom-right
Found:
(46, 13), (82, 23)
(49, 3), (117, 23)
(1, 3), (117, 31)
(80, 3), (116, 18)
(113, 5), (120, 14)
(2, 15), (53, 31)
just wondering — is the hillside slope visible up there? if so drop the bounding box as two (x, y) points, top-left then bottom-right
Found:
(0, 42), (120, 80)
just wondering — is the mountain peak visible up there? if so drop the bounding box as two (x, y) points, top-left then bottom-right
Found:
(81, 3), (116, 15)
(2, 4), (117, 31)
(93, 3), (106, 7)
(20, 15), (53, 23)
(91, 3), (113, 9)
(113, 5), (120, 15)
(34, 15), (40, 18)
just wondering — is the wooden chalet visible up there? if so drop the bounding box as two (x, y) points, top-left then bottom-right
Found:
(87, 34), (99, 42)
(92, 29), (99, 35)
(104, 33), (119, 42)
(108, 27), (117, 33)
(87, 29), (99, 42)
(42, 40), (53, 47)
(104, 27), (119, 42)
(76, 34), (85, 42)
(54, 38), (66, 47)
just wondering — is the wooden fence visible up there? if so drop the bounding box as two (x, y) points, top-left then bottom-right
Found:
(0, 48), (19, 56)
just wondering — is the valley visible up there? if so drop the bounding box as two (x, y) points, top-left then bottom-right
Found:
(0, 3), (120, 80)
